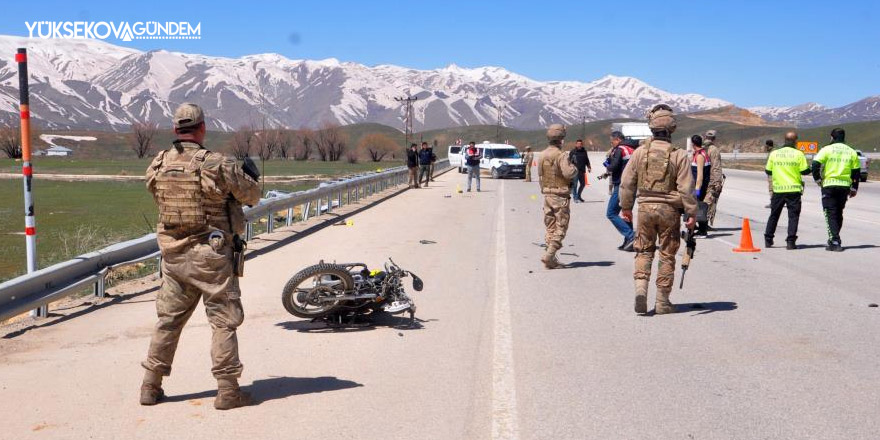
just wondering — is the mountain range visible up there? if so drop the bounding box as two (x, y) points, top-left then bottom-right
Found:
(0, 35), (877, 132)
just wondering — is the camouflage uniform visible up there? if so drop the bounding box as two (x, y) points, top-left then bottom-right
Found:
(143, 141), (260, 378)
(704, 134), (724, 226)
(523, 149), (534, 182)
(141, 104), (261, 410)
(620, 105), (697, 314)
(538, 125), (578, 268)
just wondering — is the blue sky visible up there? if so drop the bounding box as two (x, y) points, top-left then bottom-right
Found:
(1, 0), (878, 108)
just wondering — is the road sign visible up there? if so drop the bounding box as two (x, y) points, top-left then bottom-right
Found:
(797, 141), (818, 154)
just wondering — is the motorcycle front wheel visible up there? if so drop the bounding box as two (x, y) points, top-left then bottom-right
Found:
(281, 263), (354, 318)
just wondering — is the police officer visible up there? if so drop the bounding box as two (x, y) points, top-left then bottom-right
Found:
(140, 103), (261, 410)
(538, 124), (578, 268)
(703, 130), (724, 227)
(620, 104), (697, 315)
(522, 146), (534, 182)
(812, 128), (861, 251)
(764, 132), (810, 249)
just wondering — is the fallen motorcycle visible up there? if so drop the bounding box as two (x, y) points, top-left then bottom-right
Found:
(281, 258), (424, 327)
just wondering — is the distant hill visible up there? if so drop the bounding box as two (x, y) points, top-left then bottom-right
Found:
(14, 117), (880, 161)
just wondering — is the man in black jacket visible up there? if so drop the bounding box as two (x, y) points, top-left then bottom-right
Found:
(605, 132), (636, 250)
(418, 142), (433, 187)
(406, 144), (420, 188)
(569, 139), (591, 203)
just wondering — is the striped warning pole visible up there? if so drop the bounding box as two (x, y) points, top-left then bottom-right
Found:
(17, 48), (44, 318)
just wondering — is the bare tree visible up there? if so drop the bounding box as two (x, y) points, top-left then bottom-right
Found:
(344, 148), (359, 164)
(314, 123), (348, 162)
(130, 121), (159, 158)
(292, 129), (314, 161)
(229, 125), (255, 160)
(256, 129), (279, 161)
(0, 126), (21, 159)
(358, 133), (397, 162)
(275, 130), (293, 159)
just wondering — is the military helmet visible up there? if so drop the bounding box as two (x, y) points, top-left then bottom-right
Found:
(646, 104), (676, 133)
(546, 124), (566, 141)
(704, 129), (717, 139)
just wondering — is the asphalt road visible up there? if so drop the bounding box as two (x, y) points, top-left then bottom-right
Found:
(1, 161), (878, 439)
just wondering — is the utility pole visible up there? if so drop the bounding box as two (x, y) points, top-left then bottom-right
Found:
(494, 103), (506, 143)
(395, 96), (418, 149)
(581, 114), (586, 147)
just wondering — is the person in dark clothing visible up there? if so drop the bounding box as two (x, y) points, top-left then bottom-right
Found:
(568, 139), (591, 203)
(418, 142), (433, 187)
(406, 144), (420, 188)
(605, 131), (636, 250)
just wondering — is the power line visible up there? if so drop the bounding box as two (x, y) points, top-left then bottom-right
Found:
(395, 95), (418, 147)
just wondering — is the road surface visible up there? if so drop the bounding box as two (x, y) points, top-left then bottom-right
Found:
(1, 160), (879, 439)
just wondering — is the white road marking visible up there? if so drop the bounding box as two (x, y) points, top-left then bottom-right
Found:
(492, 181), (520, 440)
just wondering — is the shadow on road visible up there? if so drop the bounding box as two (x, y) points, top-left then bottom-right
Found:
(276, 314), (435, 333)
(680, 301), (738, 316)
(844, 244), (879, 251)
(164, 376), (363, 404)
(565, 261), (615, 269)
(706, 233), (733, 239)
(2, 285), (159, 339)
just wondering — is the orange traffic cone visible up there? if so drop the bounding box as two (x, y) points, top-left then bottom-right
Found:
(585, 172), (591, 187)
(733, 217), (761, 253)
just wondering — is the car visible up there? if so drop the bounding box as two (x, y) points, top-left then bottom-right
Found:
(478, 142), (525, 179)
(448, 145), (464, 173)
(856, 150), (869, 182)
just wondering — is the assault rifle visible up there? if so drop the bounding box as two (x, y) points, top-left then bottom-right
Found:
(679, 228), (697, 289)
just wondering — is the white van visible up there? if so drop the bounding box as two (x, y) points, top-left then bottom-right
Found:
(448, 145), (464, 171)
(478, 142), (525, 179)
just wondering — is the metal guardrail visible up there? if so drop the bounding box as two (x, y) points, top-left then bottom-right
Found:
(0, 159), (449, 323)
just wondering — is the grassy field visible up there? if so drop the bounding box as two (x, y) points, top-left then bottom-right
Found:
(0, 179), (315, 281)
(1, 157), (393, 177)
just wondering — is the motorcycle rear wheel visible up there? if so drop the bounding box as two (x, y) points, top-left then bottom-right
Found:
(281, 263), (354, 318)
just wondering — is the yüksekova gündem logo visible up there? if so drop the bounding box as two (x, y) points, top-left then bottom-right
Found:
(25, 21), (201, 41)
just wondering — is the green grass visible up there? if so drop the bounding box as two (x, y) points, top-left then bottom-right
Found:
(0, 179), (318, 281)
(1, 157), (394, 177)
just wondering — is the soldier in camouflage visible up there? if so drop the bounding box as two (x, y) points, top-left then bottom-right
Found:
(703, 130), (724, 226)
(538, 124), (578, 269)
(620, 104), (697, 315)
(522, 146), (534, 182)
(140, 103), (261, 410)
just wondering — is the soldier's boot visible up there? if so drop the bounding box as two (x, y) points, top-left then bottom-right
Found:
(654, 289), (676, 315)
(541, 245), (562, 269)
(214, 378), (253, 410)
(634, 279), (648, 314)
(139, 370), (164, 406)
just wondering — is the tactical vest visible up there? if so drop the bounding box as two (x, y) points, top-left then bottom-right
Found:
(637, 140), (678, 193)
(540, 146), (570, 193)
(153, 146), (227, 228)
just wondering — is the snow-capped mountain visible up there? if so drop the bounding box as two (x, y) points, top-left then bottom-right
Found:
(0, 35), (871, 132)
(750, 97), (880, 127)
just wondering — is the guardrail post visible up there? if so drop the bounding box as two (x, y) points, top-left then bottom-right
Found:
(94, 270), (106, 299)
(326, 194), (332, 214)
(246, 222), (254, 241)
(286, 208), (294, 226)
(266, 214), (274, 234)
(303, 202), (310, 221)
(33, 304), (48, 318)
